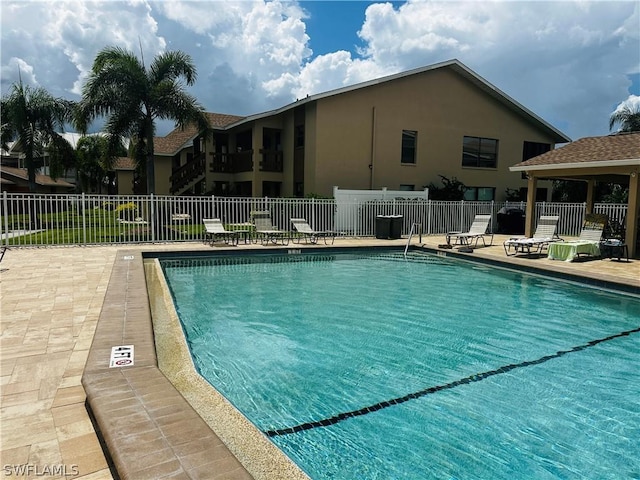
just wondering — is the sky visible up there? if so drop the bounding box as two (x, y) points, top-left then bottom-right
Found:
(1, 0), (639, 142)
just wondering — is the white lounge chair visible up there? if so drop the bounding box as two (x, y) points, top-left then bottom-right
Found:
(203, 218), (239, 246)
(547, 214), (607, 261)
(290, 218), (336, 245)
(251, 211), (289, 245)
(503, 215), (562, 256)
(446, 214), (493, 248)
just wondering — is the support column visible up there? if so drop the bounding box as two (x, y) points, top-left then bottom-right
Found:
(585, 179), (596, 214)
(524, 175), (537, 237)
(625, 171), (639, 258)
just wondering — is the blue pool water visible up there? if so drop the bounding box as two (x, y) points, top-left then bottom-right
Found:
(161, 251), (640, 480)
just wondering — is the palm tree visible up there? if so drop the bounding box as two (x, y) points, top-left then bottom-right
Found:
(76, 46), (210, 194)
(609, 103), (640, 133)
(1, 80), (76, 192)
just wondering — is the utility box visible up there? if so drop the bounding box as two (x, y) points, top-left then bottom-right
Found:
(376, 215), (403, 239)
(375, 215), (391, 239)
(389, 215), (403, 239)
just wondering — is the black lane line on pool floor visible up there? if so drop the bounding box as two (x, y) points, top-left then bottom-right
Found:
(264, 325), (640, 438)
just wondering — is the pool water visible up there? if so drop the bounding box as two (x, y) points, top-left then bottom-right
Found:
(161, 251), (640, 480)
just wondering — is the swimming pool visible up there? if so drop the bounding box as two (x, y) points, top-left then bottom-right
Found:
(160, 250), (640, 479)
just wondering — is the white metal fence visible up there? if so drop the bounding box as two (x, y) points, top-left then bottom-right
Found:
(0, 192), (628, 247)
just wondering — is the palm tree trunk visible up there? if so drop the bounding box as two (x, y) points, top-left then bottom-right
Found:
(145, 118), (155, 195)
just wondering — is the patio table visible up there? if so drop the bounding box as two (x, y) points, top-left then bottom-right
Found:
(228, 223), (253, 244)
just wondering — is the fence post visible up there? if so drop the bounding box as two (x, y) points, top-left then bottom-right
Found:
(81, 193), (87, 246)
(490, 200), (495, 232)
(2, 191), (8, 246)
(150, 194), (156, 243)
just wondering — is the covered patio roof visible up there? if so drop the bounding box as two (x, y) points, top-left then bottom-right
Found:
(510, 132), (640, 257)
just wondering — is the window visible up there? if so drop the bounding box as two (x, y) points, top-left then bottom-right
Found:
(401, 130), (417, 164)
(462, 136), (498, 168)
(295, 125), (305, 148)
(522, 141), (551, 161)
(399, 184), (415, 191)
(521, 141), (551, 179)
(464, 187), (495, 201)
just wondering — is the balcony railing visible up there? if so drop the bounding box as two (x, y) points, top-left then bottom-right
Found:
(170, 153), (206, 194)
(211, 151), (253, 173)
(259, 149), (283, 172)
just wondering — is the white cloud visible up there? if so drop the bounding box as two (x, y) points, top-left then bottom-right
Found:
(1, 0), (637, 139)
(39, 0), (167, 95)
(1, 58), (38, 87)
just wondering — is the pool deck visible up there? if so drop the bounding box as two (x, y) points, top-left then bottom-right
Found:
(1, 235), (638, 479)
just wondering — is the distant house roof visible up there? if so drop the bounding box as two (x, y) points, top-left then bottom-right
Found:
(0, 165), (75, 187)
(112, 157), (136, 171)
(510, 132), (640, 172)
(154, 112), (245, 156)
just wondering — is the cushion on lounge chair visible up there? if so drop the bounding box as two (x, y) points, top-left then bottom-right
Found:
(547, 213), (606, 262)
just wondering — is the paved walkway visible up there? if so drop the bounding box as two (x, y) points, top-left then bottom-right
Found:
(0, 237), (637, 479)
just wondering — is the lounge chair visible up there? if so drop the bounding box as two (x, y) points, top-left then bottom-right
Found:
(290, 218), (336, 245)
(547, 213), (606, 262)
(503, 215), (562, 256)
(446, 214), (493, 248)
(203, 218), (239, 246)
(251, 211), (290, 245)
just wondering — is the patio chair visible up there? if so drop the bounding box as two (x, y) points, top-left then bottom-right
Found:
(446, 214), (493, 248)
(251, 211), (290, 246)
(290, 218), (336, 245)
(503, 215), (562, 256)
(547, 213), (607, 261)
(202, 218), (239, 246)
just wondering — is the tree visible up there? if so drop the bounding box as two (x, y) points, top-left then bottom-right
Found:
(609, 102), (640, 133)
(1, 80), (76, 192)
(75, 135), (125, 193)
(425, 175), (467, 200)
(76, 46), (210, 194)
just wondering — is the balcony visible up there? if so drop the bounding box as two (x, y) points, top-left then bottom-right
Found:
(259, 149), (283, 172)
(211, 151), (253, 173)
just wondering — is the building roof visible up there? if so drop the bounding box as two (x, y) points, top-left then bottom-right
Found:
(224, 58), (571, 144)
(0, 166), (75, 187)
(154, 112), (245, 156)
(157, 59), (570, 156)
(510, 132), (640, 172)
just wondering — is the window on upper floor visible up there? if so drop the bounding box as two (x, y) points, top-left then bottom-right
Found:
(295, 125), (305, 148)
(401, 130), (417, 164)
(462, 136), (498, 168)
(520, 141), (551, 179)
(464, 186), (495, 201)
(399, 184), (415, 191)
(522, 141), (551, 161)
